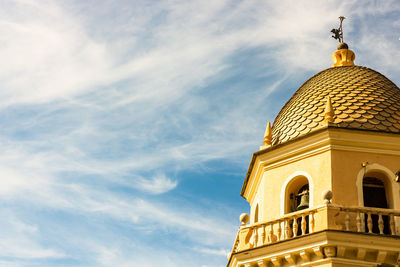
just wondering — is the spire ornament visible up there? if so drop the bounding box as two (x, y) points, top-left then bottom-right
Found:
(263, 122), (272, 146)
(324, 96), (335, 123)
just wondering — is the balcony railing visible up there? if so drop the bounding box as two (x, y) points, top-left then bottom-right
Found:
(232, 204), (400, 253)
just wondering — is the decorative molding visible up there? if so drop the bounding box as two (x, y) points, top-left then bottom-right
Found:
(261, 145), (331, 172)
(284, 253), (296, 265)
(229, 230), (400, 267)
(356, 248), (366, 261)
(336, 246), (346, 257)
(270, 257), (280, 266)
(330, 144), (400, 156)
(323, 246), (336, 257)
(241, 127), (400, 201)
(300, 250), (310, 261)
(377, 251), (387, 263)
(313, 246), (324, 259)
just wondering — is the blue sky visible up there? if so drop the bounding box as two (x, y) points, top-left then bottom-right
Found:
(0, 1), (400, 266)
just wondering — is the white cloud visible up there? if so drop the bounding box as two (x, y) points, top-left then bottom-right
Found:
(132, 174), (178, 194)
(194, 246), (230, 256)
(0, 1), (113, 106)
(0, 213), (65, 260)
(0, 1), (399, 266)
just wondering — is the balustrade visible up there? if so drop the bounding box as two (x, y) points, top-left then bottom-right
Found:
(339, 206), (400, 235)
(233, 205), (400, 253)
(235, 209), (316, 252)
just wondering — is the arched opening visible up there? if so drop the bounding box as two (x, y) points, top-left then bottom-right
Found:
(254, 204), (259, 223)
(356, 163), (399, 209)
(285, 176), (310, 214)
(363, 177), (388, 208)
(284, 176), (310, 236)
(363, 174), (390, 234)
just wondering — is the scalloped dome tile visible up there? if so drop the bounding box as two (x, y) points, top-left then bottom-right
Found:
(271, 66), (400, 145)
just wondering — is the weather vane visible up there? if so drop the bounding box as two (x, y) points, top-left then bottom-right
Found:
(331, 16), (345, 43)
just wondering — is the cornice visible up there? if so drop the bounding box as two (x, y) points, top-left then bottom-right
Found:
(228, 230), (400, 267)
(241, 127), (400, 201)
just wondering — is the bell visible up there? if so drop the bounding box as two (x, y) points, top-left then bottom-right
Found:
(296, 190), (309, 211)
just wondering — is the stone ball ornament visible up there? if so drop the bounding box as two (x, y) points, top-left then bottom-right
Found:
(239, 213), (249, 225)
(322, 190), (333, 204)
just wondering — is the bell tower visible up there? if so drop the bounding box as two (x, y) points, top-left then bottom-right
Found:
(227, 37), (400, 266)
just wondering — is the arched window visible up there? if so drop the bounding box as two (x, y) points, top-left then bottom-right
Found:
(254, 204), (259, 223)
(357, 163), (400, 210)
(363, 174), (390, 234)
(285, 176), (310, 214)
(363, 177), (388, 209)
(357, 164), (400, 235)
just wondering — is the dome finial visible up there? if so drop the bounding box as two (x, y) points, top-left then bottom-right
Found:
(331, 43), (355, 67)
(263, 122), (272, 146)
(330, 16), (355, 67)
(324, 96), (335, 123)
(331, 16), (345, 43)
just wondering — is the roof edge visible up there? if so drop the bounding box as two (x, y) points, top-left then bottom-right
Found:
(240, 126), (400, 198)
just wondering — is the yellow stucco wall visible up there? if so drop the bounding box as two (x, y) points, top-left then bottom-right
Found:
(250, 150), (332, 222)
(331, 149), (400, 207)
(245, 129), (400, 225)
(231, 128), (400, 267)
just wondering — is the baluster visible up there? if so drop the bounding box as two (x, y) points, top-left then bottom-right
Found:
(309, 212), (315, 233)
(301, 214), (306, 235)
(378, 214), (384, 234)
(390, 214), (395, 235)
(269, 223), (274, 243)
(361, 212), (365, 232)
(345, 210), (350, 231)
(367, 212), (373, 233)
(284, 219), (289, 239)
(235, 238), (239, 252)
(292, 216), (298, 237)
(253, 226), (258, 246)
(277, 220), (282, 241)
(356, 212), (362, 232)
(261, 224), (266, 245)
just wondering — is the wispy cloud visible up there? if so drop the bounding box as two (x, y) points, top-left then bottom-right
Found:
(0, 0), (399, 266)
(194, 246), (230, 256)
(131, 174), (178, 194)
(0, 212), (65, 260)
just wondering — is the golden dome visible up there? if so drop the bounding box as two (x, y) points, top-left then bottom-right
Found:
(271, 65), (400, 145)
